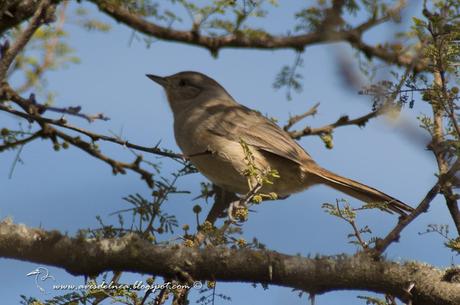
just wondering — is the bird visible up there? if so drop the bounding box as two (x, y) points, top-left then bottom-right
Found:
(146, 71), (414, 216)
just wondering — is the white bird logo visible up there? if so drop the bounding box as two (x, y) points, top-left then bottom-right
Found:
(26, 267), (55, 293)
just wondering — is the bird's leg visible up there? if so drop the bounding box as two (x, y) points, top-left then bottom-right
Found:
(227, 200), (241, 222)
(227, 183), (263, 222)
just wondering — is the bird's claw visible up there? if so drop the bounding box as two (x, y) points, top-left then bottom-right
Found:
(227, 199), (247, 223)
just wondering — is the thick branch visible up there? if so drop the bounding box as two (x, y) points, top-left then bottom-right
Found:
(0, 0), (44, 35)
(91, 0), (420, 70)
(427, 68), (460, 234)
(0, 219), (459, 305)
(0, 0), (54, 81)
(16, 1), (68, 94)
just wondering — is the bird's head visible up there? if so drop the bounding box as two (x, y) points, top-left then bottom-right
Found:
(146, 71), (230, 113)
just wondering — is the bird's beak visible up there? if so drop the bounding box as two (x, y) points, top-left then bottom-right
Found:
(146, 74), (168, 87)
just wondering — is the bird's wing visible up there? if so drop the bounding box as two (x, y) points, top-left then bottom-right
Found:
(205, 103), (312, 165)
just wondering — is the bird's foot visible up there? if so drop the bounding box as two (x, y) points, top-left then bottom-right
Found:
(227, 199), (249, 223)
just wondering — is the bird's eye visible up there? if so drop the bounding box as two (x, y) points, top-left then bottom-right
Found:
(178, 79), (187, 87)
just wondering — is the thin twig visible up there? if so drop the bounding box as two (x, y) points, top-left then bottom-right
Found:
(336, 201), (368, 250)
(0, 103), (182, 160)
(8, 142), (25, 179)
(288, 109), (381, 139)
(374, 159), (460, 255)
(1, 88), (160, 187)
(153, 283), (170, 305)
(37, 104), (110, 122)
(4, 83), (109, 122)
(354, 0), (406, 34)
(374, 182), (440, 255)
(0, 130), (43, 151)
(283, 102), (320, 131)
(54, 128), (154, 188)
(291, 38), (425, 140)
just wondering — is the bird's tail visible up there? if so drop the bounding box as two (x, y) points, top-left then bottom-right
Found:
(308, 166), (414, 215)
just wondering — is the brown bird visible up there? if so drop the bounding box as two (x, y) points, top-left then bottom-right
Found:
(147, 71), (414, 215)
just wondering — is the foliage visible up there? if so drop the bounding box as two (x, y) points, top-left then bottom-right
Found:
(1, 0), (460, 304)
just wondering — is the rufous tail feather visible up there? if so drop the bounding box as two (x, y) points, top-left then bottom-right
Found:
(310, 167), (413, 215)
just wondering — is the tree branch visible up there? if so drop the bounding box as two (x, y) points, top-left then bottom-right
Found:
(374, 158), (460, 254)
(0, 103), (159, 187)
(15, 1), (69, 94)
(0, 84), (183, 160)
(90, 0), (421, 70)
(0, 0), (54, 81)
(288, 109), (381, 139)
(53, 128), (154, 188)
(283, 102), (320, 132)
(0, 129), (43, 151)
(1, 218), (459, 305)
(0, 0), (45, 35)
(424, 60), (460, 235)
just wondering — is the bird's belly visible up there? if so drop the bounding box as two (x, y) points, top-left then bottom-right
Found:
(190, 154), (249, 194)
(186, 138), (252, 194)
(175, 122), (313, 196)
(189, 147), (313, 197)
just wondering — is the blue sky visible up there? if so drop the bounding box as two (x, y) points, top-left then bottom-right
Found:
(0, 1), (452, 304)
